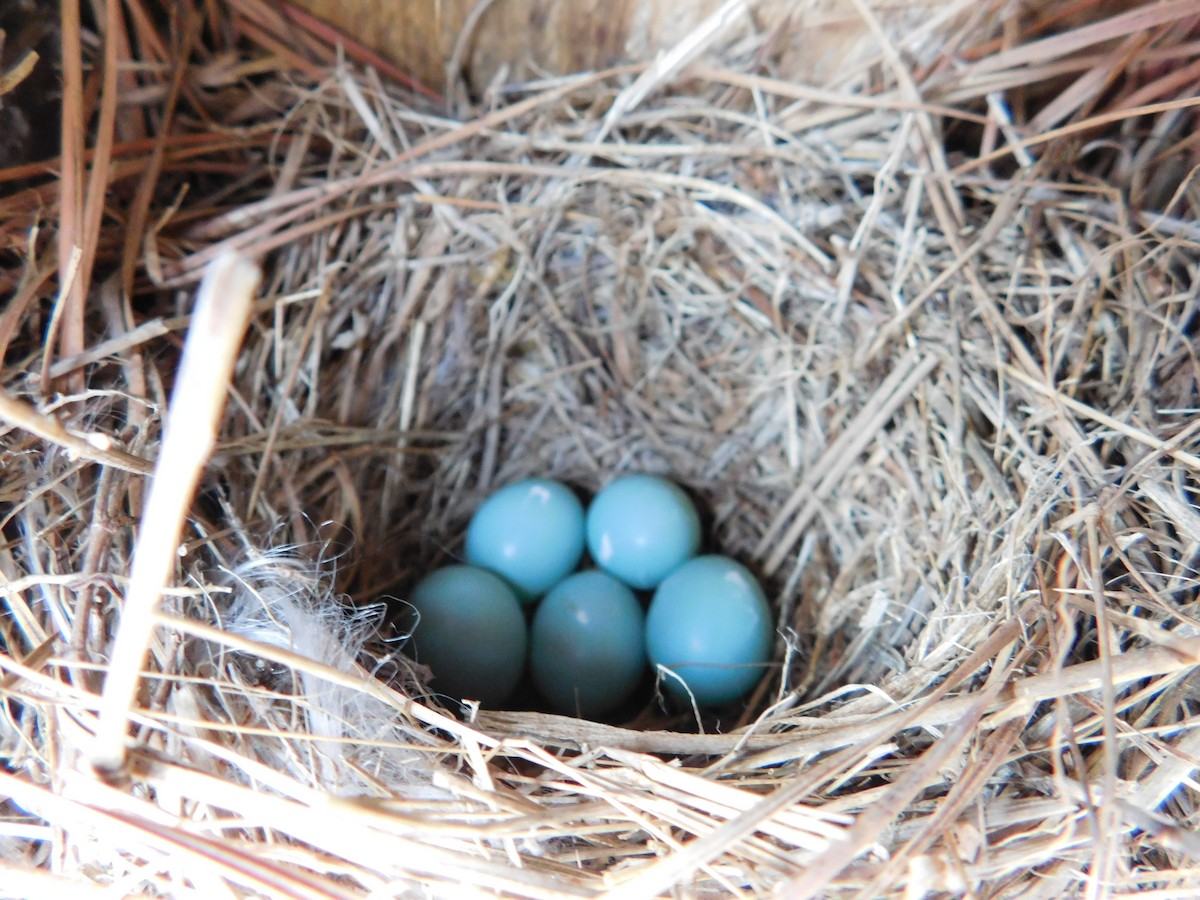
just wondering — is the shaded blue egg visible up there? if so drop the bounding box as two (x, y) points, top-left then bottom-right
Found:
(529, 570), (646, 718)
(466, 478), (585, 601)
(406, 565), (527, 707)
(645, 555), (772, 707)
(586, 474), (701, 589)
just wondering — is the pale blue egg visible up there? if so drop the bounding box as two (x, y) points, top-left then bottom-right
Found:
(645, 555), (773, 707)
(407, 565), (527, 707)
(466, 479), (585, 601)
(586, 474), (701, 589)
(529, 570), (646, 718)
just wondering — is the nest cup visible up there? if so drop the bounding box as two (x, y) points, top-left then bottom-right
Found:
(3, 0), (1200, 896)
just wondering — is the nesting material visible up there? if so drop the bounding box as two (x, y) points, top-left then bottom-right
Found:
(288, 0), (963, 96)
(3, 0), (1200, 896)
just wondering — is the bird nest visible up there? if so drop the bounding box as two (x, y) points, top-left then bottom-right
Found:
(3, 1), (1200, 896)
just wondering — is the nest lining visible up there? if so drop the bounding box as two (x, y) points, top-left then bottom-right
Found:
(3, 0), (1200, 896)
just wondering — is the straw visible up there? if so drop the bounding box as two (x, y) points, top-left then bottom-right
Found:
(2, 0), (1199, 895)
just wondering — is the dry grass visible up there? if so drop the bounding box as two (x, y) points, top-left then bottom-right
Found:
(3, 0), (1200, 896)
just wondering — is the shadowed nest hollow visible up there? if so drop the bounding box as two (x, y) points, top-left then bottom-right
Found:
(3, 1), (1200, 896)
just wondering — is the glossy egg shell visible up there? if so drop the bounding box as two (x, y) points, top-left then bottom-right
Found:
(465, 478), (586, 601)
(645, 555), (772, 707)
(407, 565), (527, 707)
(586, 474), (701, 589)
(529, 570), (646, 718)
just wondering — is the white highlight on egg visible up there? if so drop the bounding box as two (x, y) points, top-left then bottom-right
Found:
(597, 533), (614, 562)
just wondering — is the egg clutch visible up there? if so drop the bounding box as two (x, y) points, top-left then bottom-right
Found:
(404, 475), (773, 717)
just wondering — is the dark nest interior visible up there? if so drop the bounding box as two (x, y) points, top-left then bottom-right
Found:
(3, 0), (1200, 896)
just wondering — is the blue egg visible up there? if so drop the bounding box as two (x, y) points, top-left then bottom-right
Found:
(466, 479), (585, 601)
(529, 571), (646, 718)
(586, 474), (701, 589)
(406, 565), (527, 707)
(645, 555), (773, 707)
